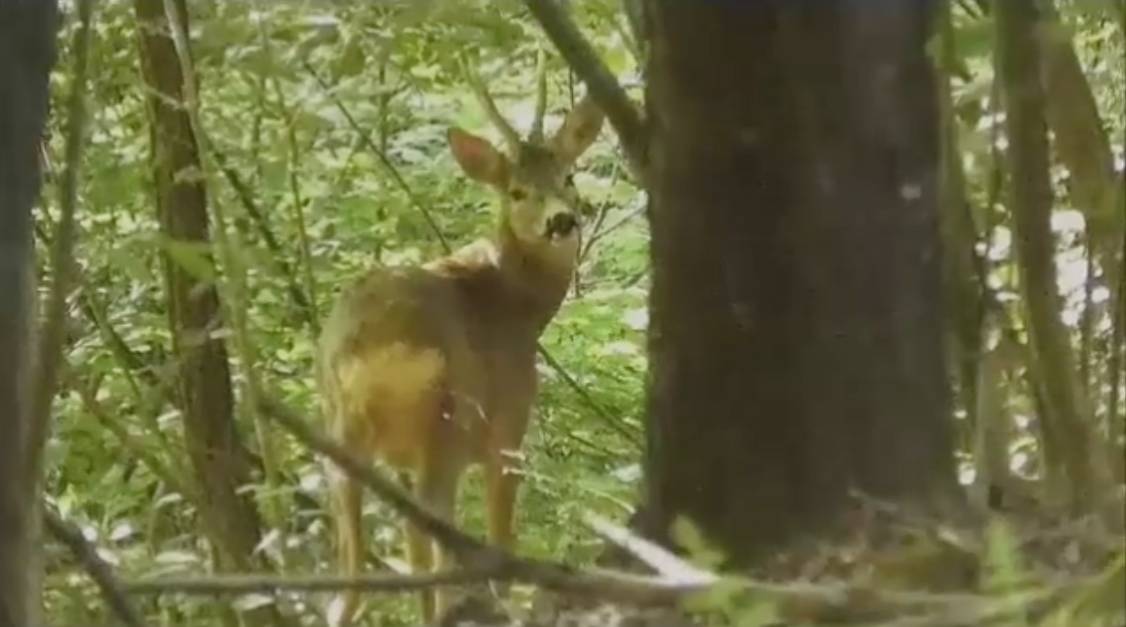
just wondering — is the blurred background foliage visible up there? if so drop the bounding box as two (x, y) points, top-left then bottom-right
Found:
(37, 0), (1124, 624)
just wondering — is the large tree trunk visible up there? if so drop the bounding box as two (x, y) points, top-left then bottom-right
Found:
(0, 4), (57, 625)
(641, 2), (959, 560)
(133, 2), (278, 620)
(995, 0), (1112, 514)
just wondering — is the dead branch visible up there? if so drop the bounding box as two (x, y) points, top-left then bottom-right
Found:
(583, 514), (714, 585)
(303, 60), (452, 253)
(536, 346), (642, 447)
(44, 507), (147, 627)
(256, 398), (704, 606)
(209, 144), (317, 329)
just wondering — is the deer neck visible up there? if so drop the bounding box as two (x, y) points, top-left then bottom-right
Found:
(493, 219), (577, 334)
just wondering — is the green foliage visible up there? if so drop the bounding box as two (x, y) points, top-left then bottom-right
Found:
(37, 0), (1125, 625)
(43, 1), (644, 624)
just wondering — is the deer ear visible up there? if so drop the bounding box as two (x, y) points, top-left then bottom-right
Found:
(551, 95), (604, 164)
(448, 128), (509, 187)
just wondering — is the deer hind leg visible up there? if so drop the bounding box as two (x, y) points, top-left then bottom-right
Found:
(327, 465), (363, 627)
(404, 498), (434, 621)
(408, 447), (462, 623)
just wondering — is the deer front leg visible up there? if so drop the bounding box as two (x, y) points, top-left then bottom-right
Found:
(404, 516), (435, 621)
(327, 468), (363, 627)
(485, 396), (532, 552)
(482, 443), (522, 605)
(485, 448), (522, 551)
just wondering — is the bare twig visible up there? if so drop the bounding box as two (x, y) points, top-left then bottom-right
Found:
(71, 375), (199, 504)
(579, 203), (645, 265)
(303, 60), (452, 252)
(1111, 235), (1124, 472)
(259, 398), (493, 561)
(209, 144), (317, 328)
(524, 0), (647, 182)
(576, 160), (622, 267)
(32, 223), (159, 395)
(44, 507), (147, 627)
(537, 345), (641, 446)
(270, 76), (321, 333)
(584, 514), (715, 585)
(27, 0), (95, 480)
(125, 569), (500, 596)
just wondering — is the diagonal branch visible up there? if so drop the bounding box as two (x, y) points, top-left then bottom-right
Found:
(303, 61), (452, 253)
(536, 345), (641, 446)
(45, 507), (147, 627)
(259, 398), (493, 562)
(524, 0), (647, 182)
(209, 144), (317, 329)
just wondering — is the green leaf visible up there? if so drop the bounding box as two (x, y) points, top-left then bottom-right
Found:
(158, 236), (216, 282)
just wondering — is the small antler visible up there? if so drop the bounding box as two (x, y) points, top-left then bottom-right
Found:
(529, 48), (548, 143)
(462, 59), (522, 155)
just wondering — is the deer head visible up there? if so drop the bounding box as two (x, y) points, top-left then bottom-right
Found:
(448, 57), (604, 281)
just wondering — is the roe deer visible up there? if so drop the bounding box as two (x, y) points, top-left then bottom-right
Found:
(317, 71), (604, 625)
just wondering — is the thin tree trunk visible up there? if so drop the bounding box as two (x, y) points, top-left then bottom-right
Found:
(1040, 4), (1124, 313)
(642, 1), (959, 560)
(133, 1), (280, 622)
(936, 0), (984, 448)
(995, 0), (1112, 514)
(0, 5), (56, 625)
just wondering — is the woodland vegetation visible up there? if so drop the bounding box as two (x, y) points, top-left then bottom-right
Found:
(0, 0), (1123, 626)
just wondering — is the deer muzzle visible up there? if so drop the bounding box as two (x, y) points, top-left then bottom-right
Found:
(545, 211), (578, 240)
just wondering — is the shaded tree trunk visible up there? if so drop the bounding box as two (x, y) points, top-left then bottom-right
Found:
(995, 0), (1112, 514)
(0, 3), (57, 625)
(133, 2), (278, 620)
(641, 2), (959, 561)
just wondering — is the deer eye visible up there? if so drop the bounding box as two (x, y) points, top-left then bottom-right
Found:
(509, 187), (527, 201)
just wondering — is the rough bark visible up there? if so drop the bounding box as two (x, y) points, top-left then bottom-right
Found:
(995, 0), (1111, 513)
(0, 4), (56, 625)
(642, 1), (959, 561)
(133, 0), (275, 612)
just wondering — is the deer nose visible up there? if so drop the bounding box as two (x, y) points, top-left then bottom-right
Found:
(545, 212), (578, 239)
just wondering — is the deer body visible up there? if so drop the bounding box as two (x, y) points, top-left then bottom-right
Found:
(319, 88), (603, 625)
